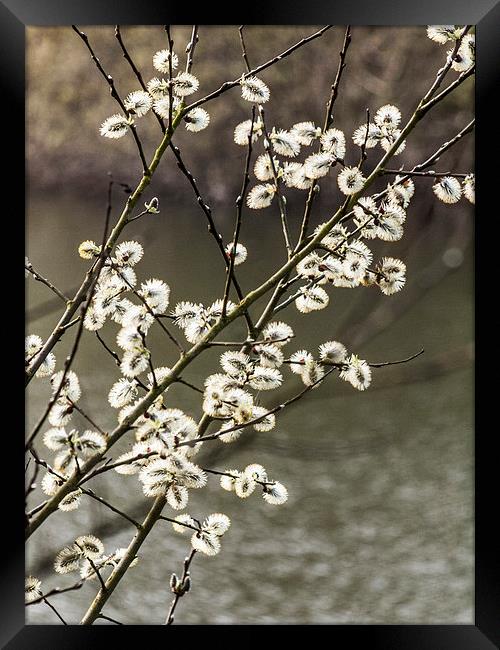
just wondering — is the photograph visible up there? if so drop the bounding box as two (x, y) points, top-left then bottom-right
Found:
(23, 21), (477, 629)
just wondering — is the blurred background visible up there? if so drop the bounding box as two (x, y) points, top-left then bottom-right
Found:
(26, 25), (474, 624)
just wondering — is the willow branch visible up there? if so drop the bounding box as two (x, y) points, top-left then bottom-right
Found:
(72, 25), (149, 173)
(25, 186), (113, 450)
(420, 25), (471, 105)
(26, 40), (473, 537)
(115, 25), (166, 133)
(380, 169), (470, 178)
(165, 549), (196, 625)
(222, 106), (255, 319)
(185, 25), (199, 74)
(296, 25), (351, 247)
(25, 99), (184, 385)
(82, 488), (142, 530)
(237, 29), (291, 259)
(168, 141), (255, 333)
(109, 260), (185, 355)
(42, 598), (67, 624)
(260, 107), (293, 258)
(80, 495), (166, 624)
(114, 26), (147, 90)
(68, 400), (107, 437)
(175, 347), (424, 448)
(25, 580), (84, 606)
(75, 541), (107, 592)
(98, 613), (124, 625)
(176, 367), (338, 448)
(183, 25), (332, 113)
(25, 262), (69, 302)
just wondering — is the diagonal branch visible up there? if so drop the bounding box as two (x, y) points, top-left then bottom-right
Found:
(26, 37), (474, 536)
(222, 106), (255, 319)
(183, 25), (332, 113)
(72, 25), (149, 174)
(25, 261), (69, 302)
(296, 25), (351, 247)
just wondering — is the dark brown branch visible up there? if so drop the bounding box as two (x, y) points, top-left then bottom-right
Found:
(82, 488), (142, 530)
(114, 25), (146, 91)
(168, 141), (255, 333)
(222, 106), (255, 319)
(69, 400), (107, 437)
(98, 613), (124, 625)
(358, 108), (371, 167)
(79, 452), (155, 484)
(158, 515), (200, 532)
(176, 367), (338, 448)
(184, 25), (332, 113)
(42, 598), (67, 624)
(109, 260), (185, 355)
(296, 26), (351, 247)
(238, 26), (251, 70)
(95, 331), (121, 365)
(25, 184), (114, 450)
(26, 580), (84, 606)
(176, 347), (424, 449)
(259, 106), (293, 257)
(72, 25), (149, 174)
(176, 378), (204, 394)
(75, 541), (107, 592)
(114, 25), (166, 133)
(165, 26), (175, 136)
(368, 348), (425, 368)
(202, 467), (274, 487)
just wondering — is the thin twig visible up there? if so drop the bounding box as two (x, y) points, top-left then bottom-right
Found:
(222, 106), (255, 319)
(115, 25), (166, 133)
(82, 488), (142, 530)
(165, 26), (175, 136)
(79, 452), (155, 484)
(25, 51), (185, 385)
(176, 378), (204, 394)
(98, 613), (124, 625)
(368, 348), (425, 367)
(177, 348), (424, 448)
(27, 37), (474, 538)
(69, 400), (107, 437)
(25, 581), (84, 606)
(184, 25), (333, 113)
(72, 25), (149, 174)
(165, 549), (196, 625)
(25, 182), (114, 450)
(109, 260), (185, 355)
(380, 169), (470, 179)
(42, 597), (67, 625)
(168, 141), (256, 333)
(159, 515), (200, 532)
(259, 106), (293, 258)
(296, 26), (351, 247)
(75, 541), (107, 592)
(185, 25), (199, 74)
(25, 262), (69, 302)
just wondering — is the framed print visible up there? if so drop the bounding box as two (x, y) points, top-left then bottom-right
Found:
(3, 0), (498, 645)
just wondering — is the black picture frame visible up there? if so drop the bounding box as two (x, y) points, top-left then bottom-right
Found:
(7, 0), (498, 645)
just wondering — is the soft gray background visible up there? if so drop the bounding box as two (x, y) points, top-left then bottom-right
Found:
(26, 25), (474, 624)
